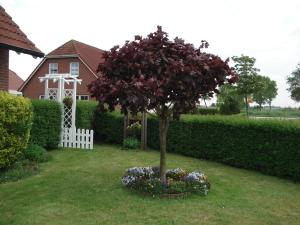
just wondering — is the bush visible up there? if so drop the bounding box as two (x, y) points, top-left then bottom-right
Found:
(94, 111), (123, 144)
(219, 97), (240, 115)
(127, 121), (141, 138)
(148, 116), (300, 181)
(76, 101), (98, 129)
(123, 137), (140, 149)
(0, 92), (32, 169)
(30, 100), (62, 149)
(121, 167), (210, 196)
(192, 107), (219, 115)
(0, 159), (38, 183)
(23, 144), (50, 162)
(91, 110), (300, 181)
(166, 168), (188, 180)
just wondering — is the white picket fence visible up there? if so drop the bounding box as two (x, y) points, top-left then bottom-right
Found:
(61, 128), (94, 149)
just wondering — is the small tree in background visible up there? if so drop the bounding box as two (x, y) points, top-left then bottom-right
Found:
(253, 76), (277, 110)
(217, 83), (243, 107)
(287, 64), (300, 103)
(265, 79), (278, 110)
(88, 26), (237, 184)
(232, 55), (262, 116)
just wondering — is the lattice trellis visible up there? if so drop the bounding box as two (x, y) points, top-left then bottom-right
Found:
(64, 89), (73, 98)
(38, 74), (93, 150)
(63, 105), (73, 128)
(48, 88), (58, 100)
(39, 74), (82, 130)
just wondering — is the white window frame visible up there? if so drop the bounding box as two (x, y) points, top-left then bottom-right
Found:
(49, 63), (58, 74)
(76, 95), (89, 101)
(70, 62), (79, 76)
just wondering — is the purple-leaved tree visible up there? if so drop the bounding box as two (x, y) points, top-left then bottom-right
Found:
(88, 26), (238, 184)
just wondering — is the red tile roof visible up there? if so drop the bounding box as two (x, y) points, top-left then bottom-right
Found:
(9, 69), (23, 91)
(0, 5), (44, 57)
(47, 40), (104, 73)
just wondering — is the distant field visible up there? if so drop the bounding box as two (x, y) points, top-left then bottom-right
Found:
(247, 108), (300, 118)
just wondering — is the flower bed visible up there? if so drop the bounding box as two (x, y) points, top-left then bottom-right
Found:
(121, 167), (210, 197)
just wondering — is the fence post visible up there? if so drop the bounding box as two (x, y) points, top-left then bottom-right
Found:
(90, 130), (94, 150)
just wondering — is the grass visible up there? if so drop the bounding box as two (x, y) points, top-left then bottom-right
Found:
(0, 144), (299, 225)
(247, 108), (300, 118)
(0, 160), (39, 184)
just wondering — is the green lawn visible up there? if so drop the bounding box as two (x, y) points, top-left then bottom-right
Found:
(0, 145), (299, 225)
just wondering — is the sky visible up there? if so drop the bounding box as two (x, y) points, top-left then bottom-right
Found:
(1, 0), (300, 107)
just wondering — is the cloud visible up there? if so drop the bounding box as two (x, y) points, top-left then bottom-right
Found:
(0, 0), (299, 107)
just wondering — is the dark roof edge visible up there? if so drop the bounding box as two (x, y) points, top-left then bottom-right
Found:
(0, 43), (44, 57)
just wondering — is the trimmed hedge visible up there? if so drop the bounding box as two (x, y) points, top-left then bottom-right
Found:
(94, 111), (123, 144)
(76, 101), (98, 129)
(95, 112), (300, 181)
(0, 92), (32, 169)
(30, 100), (62, 149)
(193, 108), (219, 115)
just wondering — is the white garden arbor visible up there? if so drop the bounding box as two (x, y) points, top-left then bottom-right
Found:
(39, 73), (94, 149)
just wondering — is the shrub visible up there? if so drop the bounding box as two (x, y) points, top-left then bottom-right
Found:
(63, 96), (73, 108)
(123, 137), (140, 149)
(192, 107), (219, 115)
(166, 168), (188, 180)
(127, 121), (141, 138)
(23, 144), (50, 163)
(94, 111), (123, 144)
(0, 92), (32, 169)
(148, 116), (300, 181)
(219, 97), (240, 115)
(121, 167), (210, 196)
(92, 111), (300, 181)
(0, 159), (38, 183)
(30, 100), (62, 149)
(76, 101), (98, 129)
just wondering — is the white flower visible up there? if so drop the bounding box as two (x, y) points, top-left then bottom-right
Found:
(185, 171), (206, 182)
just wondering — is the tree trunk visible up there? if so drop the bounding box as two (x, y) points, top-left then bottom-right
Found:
(245, 95), (249, 118)
(159, 116), (169, 185)
(204, 99), (208, 108)
(269, 102), (272, 110)
(259, 103), (262, 111)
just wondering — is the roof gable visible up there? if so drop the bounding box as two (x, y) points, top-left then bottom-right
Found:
(9, 69), (23, 91)
(0, 5), (44, 57)
(47, 40), (104, 73)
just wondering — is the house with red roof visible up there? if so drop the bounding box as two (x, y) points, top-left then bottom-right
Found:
(8, 69), (23, 95)
(0, 5), (43, 91)
(19, 40), (104, 100)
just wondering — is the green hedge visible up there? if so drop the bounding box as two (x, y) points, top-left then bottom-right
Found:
(0, 92), (32, 169)
(94, 111), (123, 144)
(95, 112), (300, 181)
(76, 101), (98, 129)
(192, 107), (219, 115)
(30, 100), (62, 149)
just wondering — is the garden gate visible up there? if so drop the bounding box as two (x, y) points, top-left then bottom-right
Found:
(39, 73), (94, 149)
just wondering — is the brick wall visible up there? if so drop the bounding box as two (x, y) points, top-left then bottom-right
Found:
(22, 57), (97, 99)
(0, 48), (9, 91)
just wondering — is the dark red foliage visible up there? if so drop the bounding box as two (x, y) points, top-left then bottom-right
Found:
(88, 26), (237, 116)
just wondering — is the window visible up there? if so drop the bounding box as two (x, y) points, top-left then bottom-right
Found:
(76, 95), (89, 100)
(39, 95), (45, 99)
(49, 63), (58, 74)
(70, 62), (79, 76)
